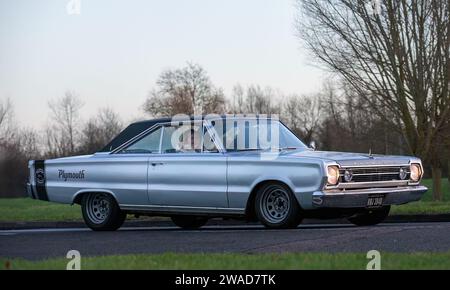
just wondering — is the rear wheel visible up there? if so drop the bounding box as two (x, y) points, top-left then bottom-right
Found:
(81, 193), (126, 231)
(347, 206), (390, 226)
(255, 183), (302, 229)
(171, 215), (209, 229)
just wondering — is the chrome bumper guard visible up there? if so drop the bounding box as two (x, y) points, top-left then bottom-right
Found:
(312, 185), (427, 208)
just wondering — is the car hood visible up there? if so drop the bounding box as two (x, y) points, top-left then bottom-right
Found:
(288, 150), (412, 167)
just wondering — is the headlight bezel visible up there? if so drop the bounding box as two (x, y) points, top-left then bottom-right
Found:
(326, 165), (340, 187)
(409, 163), (423, 183)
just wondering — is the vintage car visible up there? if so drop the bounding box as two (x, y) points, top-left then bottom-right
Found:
(27, 115), (427, 231)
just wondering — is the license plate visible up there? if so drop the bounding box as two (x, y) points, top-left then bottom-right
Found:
(367, 194), (385, 208)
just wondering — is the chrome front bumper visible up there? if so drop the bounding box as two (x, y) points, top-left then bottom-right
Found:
(312, 186), (427, 208)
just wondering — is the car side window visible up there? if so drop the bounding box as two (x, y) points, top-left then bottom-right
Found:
(160, 126), (178, 153)
(161, 124), (218, 154)
(120, 127), (162, 154)
(203, 126), (219, 153)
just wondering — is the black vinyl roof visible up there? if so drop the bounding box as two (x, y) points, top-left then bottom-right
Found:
(99, 117), (171, 152)
(99, 115), (277, 152)
(100, 116), (211, 152)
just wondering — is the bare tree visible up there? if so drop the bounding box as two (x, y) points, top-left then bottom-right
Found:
(296, 0), (450, 200)
(46, 91), (84, 157)
(283, 93), (323, 144)
(229, 84), (246, 114)
(79, 108), (123, 154)
(19, 128), (41, 159)
(228, 84), (281, 115)
(0, 127), (42, 197)
(143, 63), (226, 117)
(0, 99), (41, 197)
(0, 98), (13, 142)
(317, 80), (408, 154)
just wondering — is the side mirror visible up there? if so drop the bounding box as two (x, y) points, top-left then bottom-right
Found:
(309, 141), (316, 150)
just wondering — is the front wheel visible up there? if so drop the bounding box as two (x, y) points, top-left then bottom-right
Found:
(171, 216), (209, 229)
(81, 193), (126, 231)
(255, 183), (303, 229)
(347, 206), (390, 226)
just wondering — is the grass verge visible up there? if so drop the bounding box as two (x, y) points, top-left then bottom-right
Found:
(391, 178), (450, 215)
(2, 252), (450, 270)
(0, 198), (81, 222)
(391, 201), (450, 215)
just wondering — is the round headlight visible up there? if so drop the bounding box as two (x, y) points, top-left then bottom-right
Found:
(410, 163), (422, 182)
(327, 165), (340, 186)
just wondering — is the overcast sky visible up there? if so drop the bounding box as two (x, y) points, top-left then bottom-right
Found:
(0, 0), (324, 129)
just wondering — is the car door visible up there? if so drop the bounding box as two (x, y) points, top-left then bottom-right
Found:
(110, 126), (163, 205)
(147, 121), (228, 208)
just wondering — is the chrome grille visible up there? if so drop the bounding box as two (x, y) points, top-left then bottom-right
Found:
(339, 166), (410, 183)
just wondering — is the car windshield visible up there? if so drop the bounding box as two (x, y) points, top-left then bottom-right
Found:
(208, 118), (307, 152)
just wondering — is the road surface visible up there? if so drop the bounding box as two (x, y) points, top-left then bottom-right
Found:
(1, 222), (449, 260)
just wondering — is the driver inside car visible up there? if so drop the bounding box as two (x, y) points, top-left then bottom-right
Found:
(179, 127), (202, 152)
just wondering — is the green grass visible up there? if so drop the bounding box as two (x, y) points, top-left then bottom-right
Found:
(0, 178), (448, 222)
(391, 201), (450, 215)
(2, 252), (450, 270)
(414, 178), (450, 202)
(0, 198), (81, 222)
(391, 178), (450, 215)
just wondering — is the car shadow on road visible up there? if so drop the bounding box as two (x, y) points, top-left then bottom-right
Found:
(118, 223), (359, 233)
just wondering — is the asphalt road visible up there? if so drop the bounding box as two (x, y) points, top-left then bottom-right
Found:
(1, 222), (450, 260)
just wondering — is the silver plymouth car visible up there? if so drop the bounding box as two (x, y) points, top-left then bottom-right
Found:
(27, 115), (427, 231)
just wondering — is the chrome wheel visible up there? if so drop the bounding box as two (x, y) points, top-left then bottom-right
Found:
(86, 193), (111, 224)
(260, 186), (291, 223)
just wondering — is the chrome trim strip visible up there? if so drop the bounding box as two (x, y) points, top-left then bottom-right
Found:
(339, 164), (410, 168)
(345, 172), (408, 176)
(158, 126), (164, 154)
(120, 204), (246, 215)
(336, 180), (409, 189)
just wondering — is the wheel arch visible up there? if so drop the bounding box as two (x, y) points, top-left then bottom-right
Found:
(245, 179), (300, 220)
(72, 189), (118, 205)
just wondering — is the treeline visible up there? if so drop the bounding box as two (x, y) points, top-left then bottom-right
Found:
(0, 63), (449, 198)
(0, 95), (124, 197)
(144, 63), (412, 157)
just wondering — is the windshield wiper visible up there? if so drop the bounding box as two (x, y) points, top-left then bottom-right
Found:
(232, 147), (300, 152)
(275, 147), (300, 151)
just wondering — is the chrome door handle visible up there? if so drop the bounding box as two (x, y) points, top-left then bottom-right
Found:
(151, 162), (164, 166)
